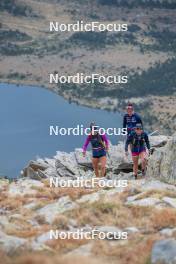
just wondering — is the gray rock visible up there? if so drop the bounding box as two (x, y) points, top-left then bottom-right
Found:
(8, 179), (44, 196)
(23, 201), (38, 210)
(76, 192), (101, 204)
(162, 197), (176, 208)
(28, 160), (49, 171)
(150, 135), (170, 148)
(55, 160), (76, 177)
(107, 142), (130, 167)
(124, 227), (139, 234)
(67, 243), (93, 256)
(160, 228), (176, 237)
(23, 167), (41, 180)
(126, 197), (161, 207)
(141, 180), (176, 192)
(35, 231), (51, 244)
(36, 196), (77, 224)
(127, 192), (144, 203)
(68, 219), (78, 228)
(23, 160), (49, 179)
(38, 170), (48, 179)
(147, 133), (176, 184)
(29, 240), (52, 251)
(74, 149), (93, 171)
(114, 162), (133, 174)
(0, 216), (10, 229)
(0, 230), (27, 254)
(151, 239), (176, 264)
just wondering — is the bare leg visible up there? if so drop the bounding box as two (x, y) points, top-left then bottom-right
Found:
(92, 158), (99, 177)
(99, 156), (107, 177)
(132, 156), (139, 179)
(140, 151), (147, 175)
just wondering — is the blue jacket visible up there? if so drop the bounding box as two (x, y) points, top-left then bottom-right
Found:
(125, 131), (150, 153)
(123, 113), (143, 134)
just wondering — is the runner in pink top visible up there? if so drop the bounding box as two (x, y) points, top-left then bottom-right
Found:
(82, 122), (109, 177)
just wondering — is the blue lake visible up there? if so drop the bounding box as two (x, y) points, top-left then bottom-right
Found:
(0, 83), (123, 178)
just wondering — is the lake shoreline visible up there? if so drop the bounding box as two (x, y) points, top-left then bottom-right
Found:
(0, 78), (122, 113)
(0, 83), (123, 178)
(1, 78), (175, 136)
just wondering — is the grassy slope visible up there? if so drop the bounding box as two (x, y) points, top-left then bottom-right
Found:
(1, 178), (176, 264)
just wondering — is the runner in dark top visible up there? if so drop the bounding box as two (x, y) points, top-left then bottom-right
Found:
(125, 123), (150, 179)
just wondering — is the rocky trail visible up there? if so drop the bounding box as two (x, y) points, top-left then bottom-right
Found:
(0, 133), (176, 264)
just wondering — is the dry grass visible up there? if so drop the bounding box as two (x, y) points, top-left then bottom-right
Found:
(34, 214), (48, 225)
(46, 238), (88, 253)
(66, 197), (155, 229)
(92, 234), (160, 264)
(129, 205), (155, 219)
(66, 199), (123, 227)
(7, 225), (51, 239)
(151, 208), (176, 230)
(0, 195), (26, 211)
(5, 217), (38, 238)
(10, 254), (102, 264)
(0, 235), (160, 264)
(6, 228), (40, 238)
(0, 250), (11, 264)
(115, 188), (135, 202)
(133, 189), (176, 200)
(5, 216), (50, 238)
(52, 215), (69, 230)
(33, 186), (96, 201)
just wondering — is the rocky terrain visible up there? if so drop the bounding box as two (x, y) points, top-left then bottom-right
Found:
(0, 133), (176, 264)
(0, 0), (176, 134)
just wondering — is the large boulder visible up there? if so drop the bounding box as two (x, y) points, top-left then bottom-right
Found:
(36, 196), (77, 224)
(149, 135), (170, 148)
(151, 239), (176, 264)
(22, 160), (49, 180)
(0, 230), (27, 254)
(8, 179), (44, 196)
(147, 133), (176, 184)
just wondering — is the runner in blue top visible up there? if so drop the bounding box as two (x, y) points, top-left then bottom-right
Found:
(123, 103), (143, 135)
(125, 123), (151, 179)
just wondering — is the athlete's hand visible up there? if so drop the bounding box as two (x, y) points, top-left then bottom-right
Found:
(82, 151), (86, 157)
(125, 151), (128, 157)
